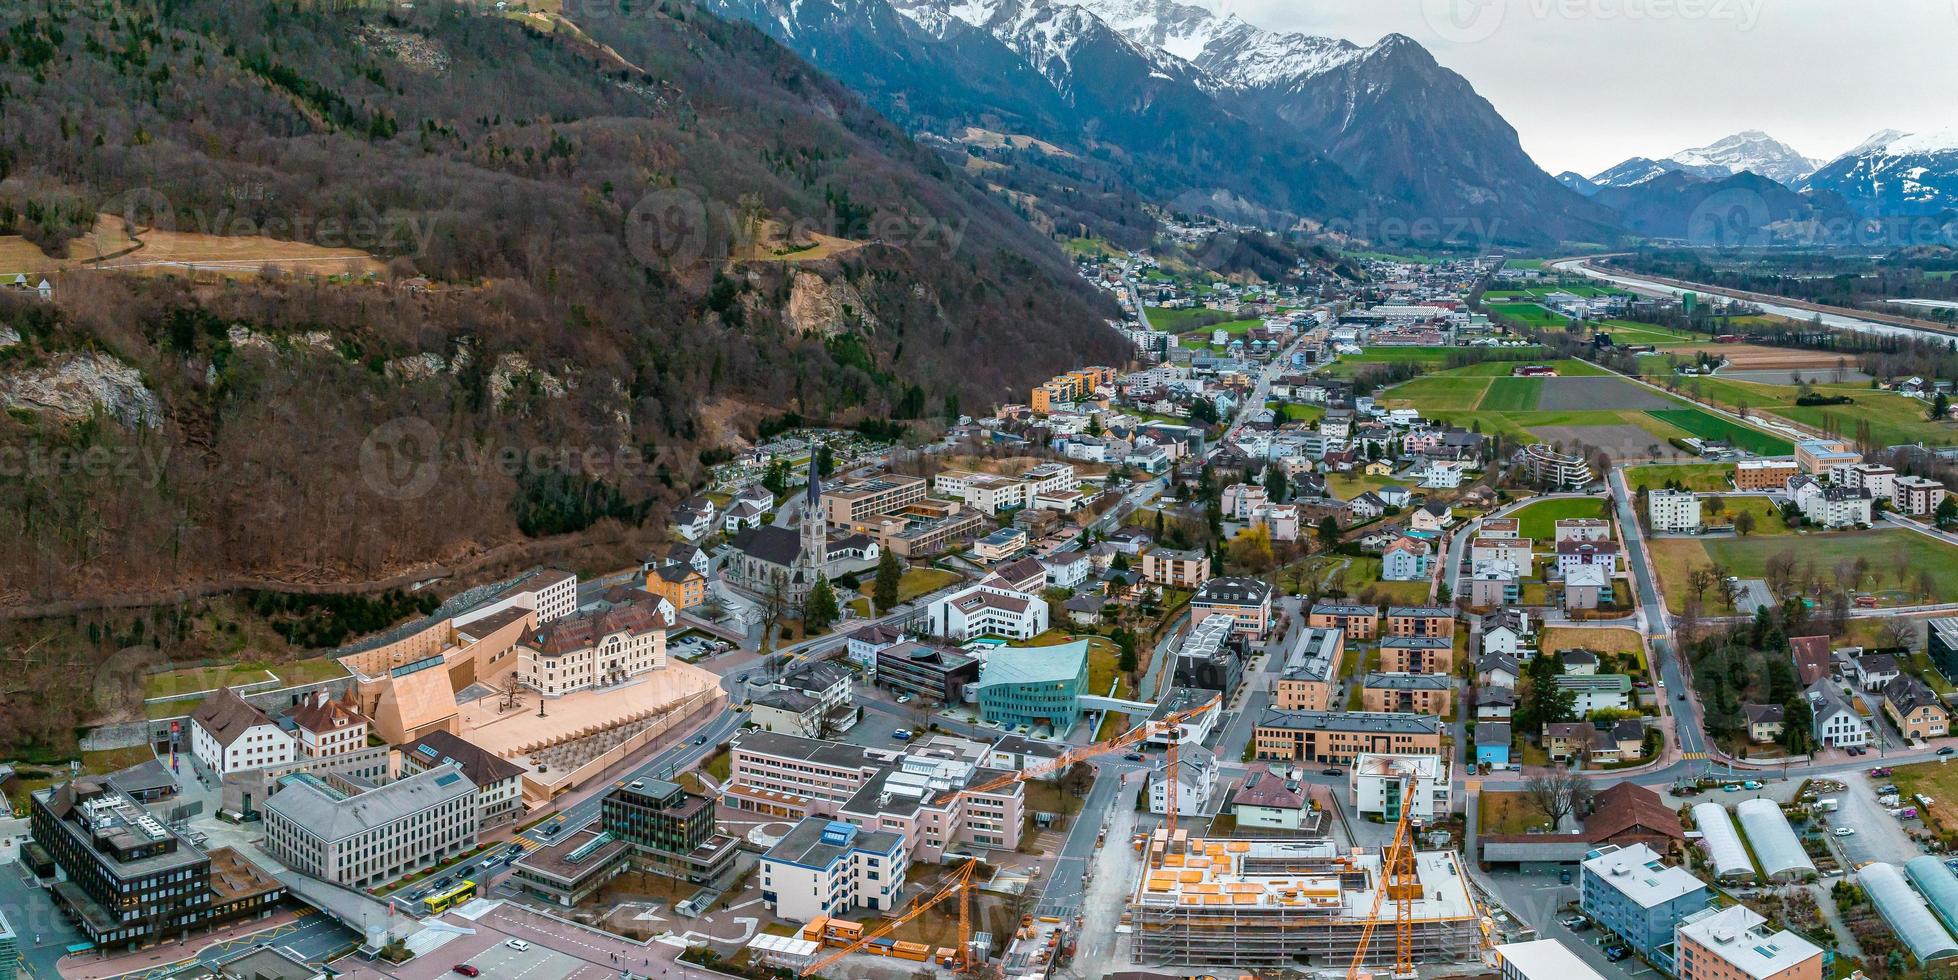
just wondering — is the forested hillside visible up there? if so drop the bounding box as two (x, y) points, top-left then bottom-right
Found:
(0, 0), (1123, 605)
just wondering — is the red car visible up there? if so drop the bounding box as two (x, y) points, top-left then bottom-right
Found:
(453, 966), (481, 977)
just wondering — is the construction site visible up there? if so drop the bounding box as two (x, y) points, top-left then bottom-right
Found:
(1125, 831), (1482, 970)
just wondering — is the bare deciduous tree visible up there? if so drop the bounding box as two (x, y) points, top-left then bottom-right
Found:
(1523, 767), (1595, 830)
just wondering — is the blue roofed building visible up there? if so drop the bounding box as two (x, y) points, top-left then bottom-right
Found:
(1474, 722), (1511, 768)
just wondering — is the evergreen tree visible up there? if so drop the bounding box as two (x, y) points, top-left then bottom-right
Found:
(1316, 515), (1341, 551)
(872, 549), (902, 614)
(814, 441), (836, 478)
(1263, 465), (1289, 504)
(802, 575), (839, 633)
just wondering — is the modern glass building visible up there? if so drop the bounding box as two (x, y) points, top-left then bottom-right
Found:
(975, 640), (1091, 730)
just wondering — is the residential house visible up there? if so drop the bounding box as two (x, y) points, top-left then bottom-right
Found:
(1409, 501), (1452, 532)
(645, 561), (708, 611)
(1384, 606), (1456, 639)
(926, 582), (1049, 642)
(1555, 540), (1621, 577)
(1470, 560), (1521, 607)
(1041, 551), (1091, 590)
(1480, 609), (1532, 656)
(1585, 783), (1686, 853)
(1554, 519), (1611, 544)
(1542, 722), (1595, 763)
(1476, 687), (1517, 720)
(845, 622), (906, 672)
(1742, 704), (1785, 743)
(1647, 490), (1701, 532)
(1382, 536), (1434, 582)
(1147, 744), (1220, 816)
(1361, 673), (1453, 715)
(1674, 905), (1824, 980)
(1477, 654), (1523, 689)
(1475, 722), (1512, 768)
(1790, 635), (1833, 686)
(1851, 652), (1901, 690)
(1348, 492), (1387, 521)
(1349, 754), (1449, 823)
(1882, 674), (1950, 741)
(1556, 675), (1633, 715)
(1229, 765), (1313, 830)
(1803, 680), (1871, 747)
(758, 818), (907, 925)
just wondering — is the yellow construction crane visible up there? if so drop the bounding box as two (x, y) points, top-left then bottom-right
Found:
(1347, 774), (1420, 980)
(799, 858), (981, 977)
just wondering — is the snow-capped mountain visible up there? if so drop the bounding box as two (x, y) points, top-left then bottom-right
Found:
(1556, 171), (1601, 197)
(1670, 131), (1821, 187)
(695, 0), (1618, 244)
(1591, 132), (1819, 189)
(1802, 128), (1958, 217)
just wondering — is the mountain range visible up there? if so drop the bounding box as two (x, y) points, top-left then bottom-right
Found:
(1584, 131), (1822, 191)
(696, 0), (1620, 246)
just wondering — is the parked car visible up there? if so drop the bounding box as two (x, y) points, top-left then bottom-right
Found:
(893, 729), (913, 741)
(1742, 780), (1764, 790)
(1558, 869), (1573, 885)
(505, 940), (532, 952)
(1834, 827), (1857, 837)
(1322, 767), (1345, 776)
(1940, 747), (1954, 756)
(453, 966), (481, 977)
(1558, 915), (1585, 928)
(1604, 946), (1632, 963)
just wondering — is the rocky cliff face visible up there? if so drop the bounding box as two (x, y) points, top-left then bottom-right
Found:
(1, 352), (162, 428)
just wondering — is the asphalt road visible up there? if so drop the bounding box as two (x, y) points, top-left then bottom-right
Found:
(1610, 467), (1707, 758)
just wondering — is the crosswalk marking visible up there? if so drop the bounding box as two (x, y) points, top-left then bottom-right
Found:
(1681, 751), (1709, 760)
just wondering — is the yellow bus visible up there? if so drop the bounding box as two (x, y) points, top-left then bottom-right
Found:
(423, 879), (478, 914)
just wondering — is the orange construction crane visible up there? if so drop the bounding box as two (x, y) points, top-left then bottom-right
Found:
(1347, 774), (1421, 980)
(799, 858), (980, 977)
(934, 692), (1224, 817)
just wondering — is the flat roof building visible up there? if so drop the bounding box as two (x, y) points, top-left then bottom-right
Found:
(1675, 904), (1823, 980)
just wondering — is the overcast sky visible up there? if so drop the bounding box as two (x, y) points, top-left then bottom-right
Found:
(1225, 0), (1958, 176)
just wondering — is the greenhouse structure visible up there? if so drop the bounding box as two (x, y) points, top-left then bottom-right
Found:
(1734, 799), (1816, 881)
(1690, 803), (1755, 882)
(1905, 856), (1958, 941)
(1862, 862), (1958, 965)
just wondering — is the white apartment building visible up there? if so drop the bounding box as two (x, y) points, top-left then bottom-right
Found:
(759, 818), (908, 924)
(926, 582), (1048, 642)
(1844, 463), (1897, 501)
(1349, 753), (1450, 823)
(1896, 475), (1948, 517)
(1553, 518), (1612, 544)
(727, 731), (1025, 861)
(1647, 489), (1702, 532)
(455, 569), (579, 628)
(932, 464), (1080, 515)
(1147, 745), (1219, 816)
(287, 691), (368, 760)
(1799, 484), (1873, 529)
(261, 762), (480, 888)
(517, 595), (670, 696)
(189, 688), (296, 776)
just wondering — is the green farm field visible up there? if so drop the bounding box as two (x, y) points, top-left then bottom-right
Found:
(1646, 408), (1795, 456)
(1479, 378), (1542, 411)
(1648, 529), (1958, 612)
(1623, 462), (1733, 492)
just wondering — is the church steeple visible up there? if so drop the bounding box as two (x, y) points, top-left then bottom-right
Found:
(801, 443), (826, 571)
